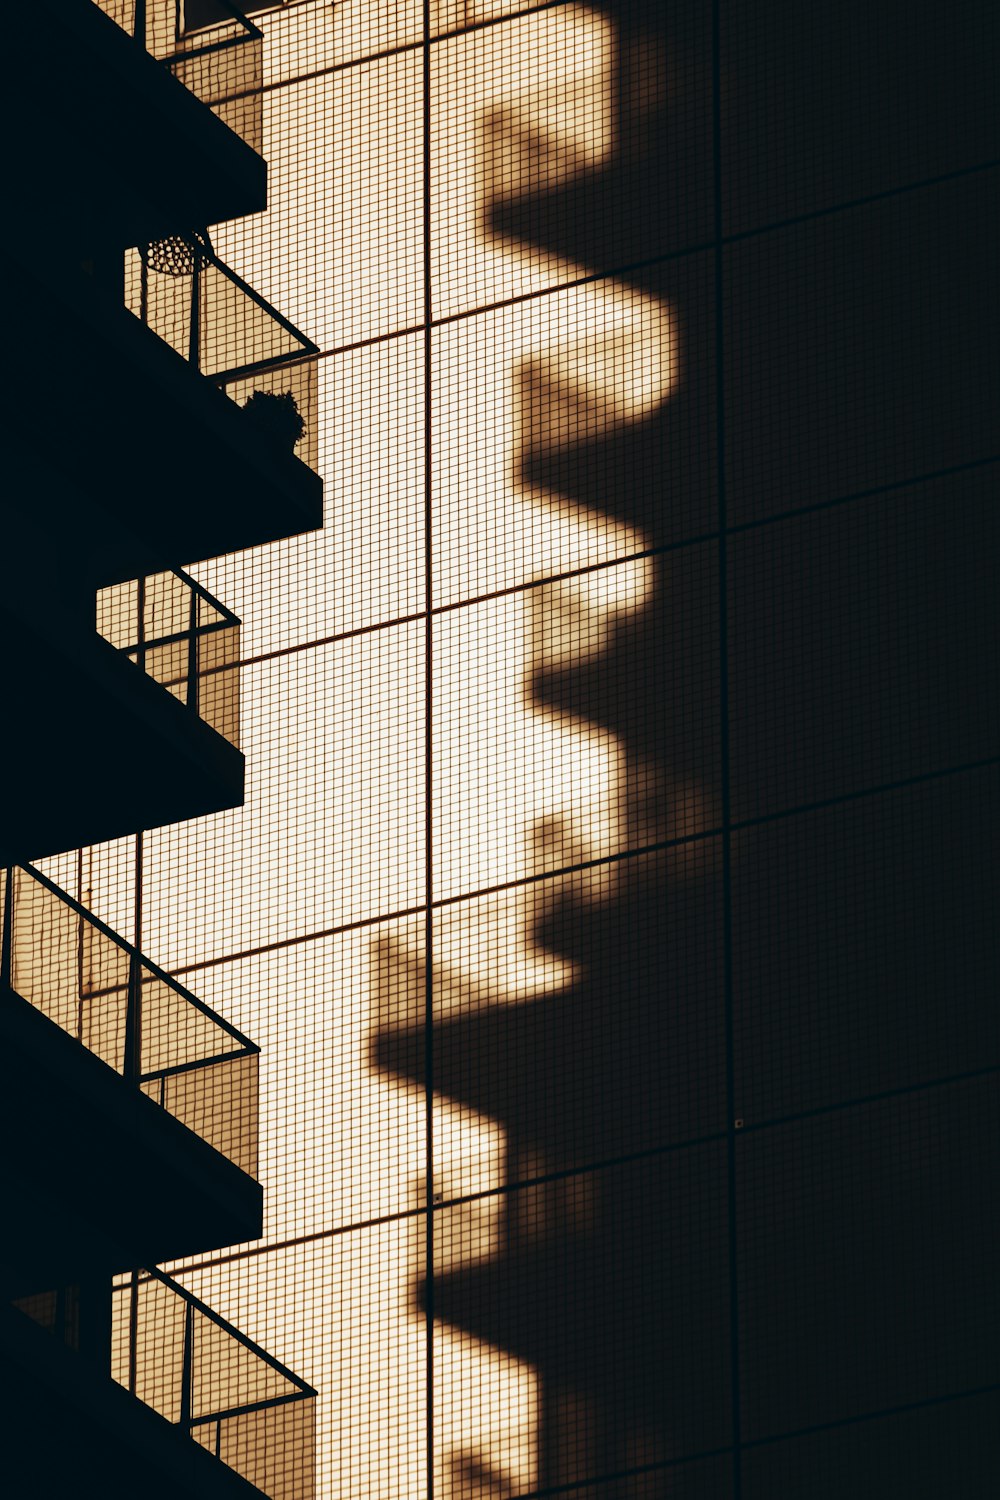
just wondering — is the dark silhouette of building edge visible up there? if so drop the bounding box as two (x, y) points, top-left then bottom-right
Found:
(0, 4), (322, 1496)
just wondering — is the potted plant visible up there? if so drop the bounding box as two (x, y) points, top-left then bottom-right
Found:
(242, 389), (305, 455)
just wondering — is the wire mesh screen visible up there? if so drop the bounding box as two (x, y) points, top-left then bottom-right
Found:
(112, 1268), (316, 1500)
(2, 866), (258, 1175)
(38, 2), (1000, 1497)
(95, 569), (242, 749)
(197, 1396), (317, 1500)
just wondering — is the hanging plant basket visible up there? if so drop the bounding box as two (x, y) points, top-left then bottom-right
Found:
(242, 390), (305, 454)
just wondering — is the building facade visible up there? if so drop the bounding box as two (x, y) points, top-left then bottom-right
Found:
(2, 3), (321, 1495)
(12, 2), (1000, 1498)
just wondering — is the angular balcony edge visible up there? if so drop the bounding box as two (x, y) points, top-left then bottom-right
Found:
(0, 980), (262, 1276)
(5, 263), (323, 586)
(5, 1), (266, 247)
(94, 1), (265, 160)
(3, 863), (259, 1178)
(0, 1303), (275, 1500)
(0, 591), (244, 864)
(111, 1269), (317, 1500)
(98, 568), (244, 753)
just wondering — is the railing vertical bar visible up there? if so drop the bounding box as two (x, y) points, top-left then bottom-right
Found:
(190, 253), (201, 368)
(134, 0), (147, 48)
(124, 951), (141, 1084)
(188, 582), (200, 716)
(140, 249), (149, 330)
(75, 857), (87, 1045)
(180, 1298), (195, 1434)
(1, 867), (13, 990)
(136, 575), (147, 675)
(128, 1271), (139, 1396)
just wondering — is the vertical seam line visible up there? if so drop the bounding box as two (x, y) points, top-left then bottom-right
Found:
(713, 0), (743, 1491)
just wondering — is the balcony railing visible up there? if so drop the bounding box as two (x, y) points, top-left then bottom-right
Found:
(126, 231), (320, 473)
(11, 1286), (83, 1352)
(12, 1268), (315, 1500)
(96, 568), (241, 751)
(94, 1), (263, 154)
(0, 865), (258, 1178)
(112, 1268), (316, 1500)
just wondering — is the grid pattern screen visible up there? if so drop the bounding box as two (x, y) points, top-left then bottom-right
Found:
(37, 1), (1000, 1495)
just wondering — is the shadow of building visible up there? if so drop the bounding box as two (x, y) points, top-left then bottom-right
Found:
(376, 3), (1000, 1494)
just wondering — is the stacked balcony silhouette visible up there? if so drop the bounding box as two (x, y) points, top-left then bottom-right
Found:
(1, 4), (320, 1496)
(377, 2), (1000, 1496)
(2, 0), (322, 862)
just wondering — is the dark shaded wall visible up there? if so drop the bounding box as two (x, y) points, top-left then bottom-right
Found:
(381, 3), (1000, 1494)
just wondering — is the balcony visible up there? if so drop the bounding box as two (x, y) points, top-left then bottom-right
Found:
(127, 230), (321, 478)
(96, 1), (264, 157)
(0, 228), (323, 592)
(4, 3), (266, 250)
(98, 568), (242, 751)
(2, 1275), (315, 1500)
(112, 1269), (316, 1500)
(0, 865), (263, 1275)
(0, 564), (244, 862)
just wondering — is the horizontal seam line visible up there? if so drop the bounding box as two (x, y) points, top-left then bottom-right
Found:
(167, 755), (1000, 977)
(249, 162), (1000, 359)
(168, 1063), (1000, 1255)
(215, 453), (999, 670)
(254, 0), (572, 94)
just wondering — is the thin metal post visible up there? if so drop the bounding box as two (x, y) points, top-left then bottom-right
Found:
(1, 867), (14, 990)
(190, 252), (201, 368)
(136, 575), (147, 676)
(187, 582), (200, 715)
(76, 900), (86, 1045)
(76, 848), (89, 1044)
(123, 951), (141, 1084)
(180, 1298), (195, 1433)
(129, 1272), (139, 1395)
(134, 0), (147, 46)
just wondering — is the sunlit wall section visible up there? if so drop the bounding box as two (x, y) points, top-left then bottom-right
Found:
(126, 0), (712, 1492)
(137, 3), (662, 1495)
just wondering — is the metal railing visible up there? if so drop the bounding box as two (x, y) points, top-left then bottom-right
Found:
(10, 1287), (82, 1352)
(112, 1268), (316, 1500)
(0, 865), (258, 1178)
(126, 230), (321, 472)
(93, 1), (263, 153)
(96, 568), (242, 750)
